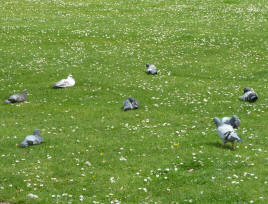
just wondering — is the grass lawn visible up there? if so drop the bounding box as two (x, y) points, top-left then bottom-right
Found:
(0, 0), (268, 203)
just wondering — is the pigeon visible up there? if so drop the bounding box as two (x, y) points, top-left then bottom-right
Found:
(20, 129), (43, 148)
(213, 117), (242, 149)
(240, 87), (258, 102)
(53, 74), (75, 88)
(123, 97), (139, 111)
(146, 63), (158, 75)
(221, 115), (240, 129)
(3, 89), (27, 104)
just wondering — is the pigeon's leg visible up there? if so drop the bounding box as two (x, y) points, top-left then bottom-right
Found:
(23, 101), (29, 104)
(231, 142), (235, 149)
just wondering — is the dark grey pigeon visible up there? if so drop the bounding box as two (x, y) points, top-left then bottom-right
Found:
(3, 90), (27, 104)
(20, 129), (43, 148)
(221, 115), (240, 129)
(146, 63), (158, 75)
(213, 117), (242, 149)
(123, 97), (139, 111)
(240, 87), (258, 103)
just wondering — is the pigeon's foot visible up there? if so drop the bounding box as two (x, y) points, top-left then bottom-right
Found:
(23, 101), (29, 104)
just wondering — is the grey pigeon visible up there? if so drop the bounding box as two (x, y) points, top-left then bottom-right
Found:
(3, 90), (27, 104)
(54, 74), (75, 88)
(20, 129), (43, 148)
(213, 117), (242, 149)
(221, 115), (240, 129)
(123, 97), (139, 111)
(146, 63), (158, 75)
(240, 87), (258, 102)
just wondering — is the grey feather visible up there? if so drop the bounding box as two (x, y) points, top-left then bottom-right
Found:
(213, 117), (242, 146)
(240, 87), (258, 102)
(213, 117), (223, 128)
(3, 90), (27, 104)
(221, 115), (240, 129)
(146, 63), (158, 75)
(20, 129), (43, 148)
(123, 97), (139, 111)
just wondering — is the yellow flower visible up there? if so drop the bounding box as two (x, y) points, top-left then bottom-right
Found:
(173, 143), (179, 147)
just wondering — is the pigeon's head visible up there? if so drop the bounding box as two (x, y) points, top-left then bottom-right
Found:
(146, 63), (150, 68)
(22, 89), (27, 95)
(243, 87), (251, 93)
(33, 129), (40, 136)
(68, 74), (73, 78)
(132, 100), (139, 109)
(230, 115), (240, 129)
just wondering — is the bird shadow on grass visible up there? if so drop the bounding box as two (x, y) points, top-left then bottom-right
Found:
(205, 141), (233, 150)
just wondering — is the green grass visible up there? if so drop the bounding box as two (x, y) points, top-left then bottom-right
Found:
(0, 0), (268, 203)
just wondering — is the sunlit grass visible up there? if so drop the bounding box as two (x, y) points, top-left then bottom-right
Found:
(0, 0), (267, 203)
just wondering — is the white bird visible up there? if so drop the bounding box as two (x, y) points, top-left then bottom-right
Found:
(146, 63), (158, 75)
(53, 74), (75, 88)
(240, 87), (258, 102)
(213, 117), (242, 149)
(221, 115), (240, 129)
(3, 89), (27, 104)
(20, 129), (43, 148)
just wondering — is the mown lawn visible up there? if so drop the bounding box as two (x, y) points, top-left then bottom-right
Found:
(0, 0), (267, 203)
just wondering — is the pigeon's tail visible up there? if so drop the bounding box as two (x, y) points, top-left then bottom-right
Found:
(213, 117), (222, 127)
(53, 82), (63, 88)
(3, 100), (11, 104)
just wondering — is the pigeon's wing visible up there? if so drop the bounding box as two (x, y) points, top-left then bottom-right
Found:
(15, 94), (26, 102)
(8, 94), (20, 102)
(54, 79), (68, 87)
(217, 124), (234, 141)
(32, 137), (42, 145)
(240, 91), (251, 101)
(123, 99), (133, 111)
(147, 65), (157, 74)
(68, 78), (75, 86)
(21, 135), (42, 146)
